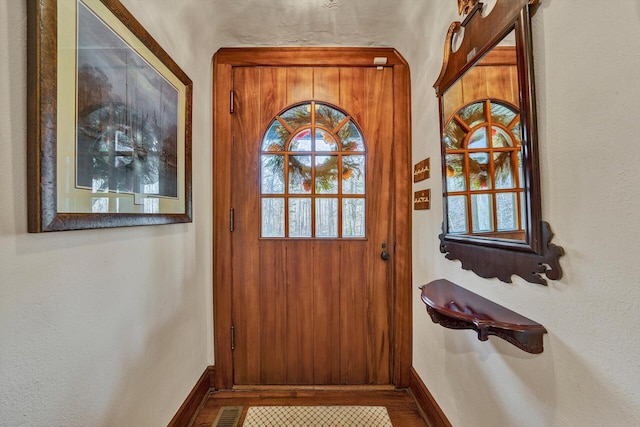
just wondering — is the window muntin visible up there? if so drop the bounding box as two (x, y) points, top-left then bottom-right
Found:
(444, 99), (524, 236)
(260, 101), (366, 238)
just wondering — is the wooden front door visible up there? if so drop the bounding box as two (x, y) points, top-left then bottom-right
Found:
(213, 48), (412, 389)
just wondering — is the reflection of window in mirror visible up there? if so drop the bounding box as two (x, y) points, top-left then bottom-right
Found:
(444, 100), (524, 240)
(442, 30), (526, 242)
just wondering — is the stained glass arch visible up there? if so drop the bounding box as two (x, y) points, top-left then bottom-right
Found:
(260, 101), (366, 238)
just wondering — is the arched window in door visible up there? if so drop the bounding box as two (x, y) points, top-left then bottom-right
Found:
(260, 101), (366, 238)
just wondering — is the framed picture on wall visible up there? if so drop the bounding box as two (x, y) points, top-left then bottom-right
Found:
(27, 0), (193, 232)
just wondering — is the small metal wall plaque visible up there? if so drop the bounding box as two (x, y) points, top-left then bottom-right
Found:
(414, 189), (431, 210)
(413, 158), (430, 182)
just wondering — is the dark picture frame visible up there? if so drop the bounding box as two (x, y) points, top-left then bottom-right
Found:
(27, 0), (192, 232)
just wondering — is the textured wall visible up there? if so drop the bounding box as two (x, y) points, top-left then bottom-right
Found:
(0, 2), (211, 426)
(410, 1), (640, 426)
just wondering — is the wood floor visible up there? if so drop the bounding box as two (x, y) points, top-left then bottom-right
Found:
(191, 388), (428, 426)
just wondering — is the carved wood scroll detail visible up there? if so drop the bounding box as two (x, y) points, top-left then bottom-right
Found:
(457, 0), (479, 16)
(420, 279), (547, 354)
(435, 0), (531, 96)
(439, 221), (564, 286)
(434, 21), (462, 97)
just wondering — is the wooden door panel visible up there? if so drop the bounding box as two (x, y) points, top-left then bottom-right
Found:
(485, 66), (518, 104)
(339, 67), (366, 127)
(231, 67), (262, 384)
(339, 242), (369, 383)
(256, 68), (289, 384)
(313, 67), (340, 104)
(287, 68), (313, 104)
(232, 66), (393, 385)
(364, 68), (394, 383)
(284, 241), (315, 384)
(258, 240), (287, 384)
(337, 66), (376, 379)
(312, 241), (342, 385)
(443, 46), (519, 119)
(335, 69), (371, 382)
(259, 67), (287, 132)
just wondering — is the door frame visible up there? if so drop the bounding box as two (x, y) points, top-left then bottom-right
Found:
(212, 47), (412, 390)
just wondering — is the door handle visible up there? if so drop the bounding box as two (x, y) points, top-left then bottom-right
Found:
(380, 242), (390, 261)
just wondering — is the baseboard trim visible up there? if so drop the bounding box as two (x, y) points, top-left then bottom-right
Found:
(169, 365), (448, 426)
(168, 365), (215, 427)
(232, 384), (396, 392)
(409, 367), (452, 427)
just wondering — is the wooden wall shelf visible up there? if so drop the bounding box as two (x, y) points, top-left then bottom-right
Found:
(420, 279), (547, 354)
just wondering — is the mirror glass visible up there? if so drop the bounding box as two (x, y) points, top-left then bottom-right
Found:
(441, 29), (529, 244)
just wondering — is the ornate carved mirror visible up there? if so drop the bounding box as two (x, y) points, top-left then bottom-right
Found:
(434, 0), (563, 285)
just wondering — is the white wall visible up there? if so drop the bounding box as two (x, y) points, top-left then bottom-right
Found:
(0, 1), (212, 425)
(410, 1), (640, 426)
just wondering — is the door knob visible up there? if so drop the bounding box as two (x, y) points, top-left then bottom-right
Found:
(380, 242), (390, 261)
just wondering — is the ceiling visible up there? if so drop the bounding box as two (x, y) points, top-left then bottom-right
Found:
(123, 0), (450, 53)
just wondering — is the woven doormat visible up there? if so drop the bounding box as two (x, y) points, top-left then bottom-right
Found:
(242, 405), (393, 426)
